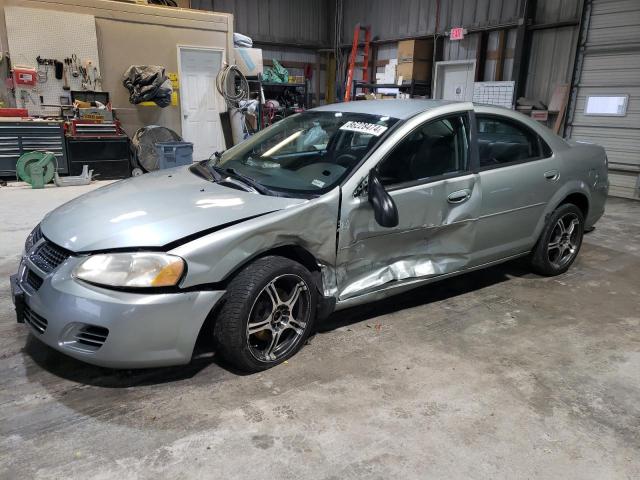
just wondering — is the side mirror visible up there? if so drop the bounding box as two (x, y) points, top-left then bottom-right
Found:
(368, 170), (399, 228)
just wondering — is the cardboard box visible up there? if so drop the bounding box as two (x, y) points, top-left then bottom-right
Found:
(234, 47), (264, 77)
(396, 60), (432, 82)
(376, 59), (397, 84)
(245, 112), (257, 130)
(397, 39), (434, 63)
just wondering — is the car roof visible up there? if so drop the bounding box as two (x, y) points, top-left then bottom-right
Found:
(311, 99), (568, 151)
(312, 99), (463, 120)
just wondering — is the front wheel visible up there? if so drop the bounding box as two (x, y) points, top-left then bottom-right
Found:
(213, 256), (317, 372)
(529, 203), (585, 276)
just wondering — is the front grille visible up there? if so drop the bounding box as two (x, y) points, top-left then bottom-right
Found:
(25, 269), (44, 291)
(25, 225), (43, 252)
(31, 225), (43, 245)
(24, 305), (47, 334)
(29, 241), (71, 273)
(75, 325), (109, 350)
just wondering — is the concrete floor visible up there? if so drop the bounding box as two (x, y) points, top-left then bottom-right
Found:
(1, 181), (639, 479)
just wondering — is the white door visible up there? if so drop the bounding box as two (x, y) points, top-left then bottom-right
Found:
(435, 61), (476, 101)
(179, 47), (224, 161)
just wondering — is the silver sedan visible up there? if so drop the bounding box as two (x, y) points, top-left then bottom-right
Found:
(11, 100), (608, 372)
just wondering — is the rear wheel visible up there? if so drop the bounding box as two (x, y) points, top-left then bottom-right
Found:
(530, 203), (584, 276)
(213, 256), (317, 372)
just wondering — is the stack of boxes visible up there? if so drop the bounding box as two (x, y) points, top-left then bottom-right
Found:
(233, 47), (264, 77)
(375, 59), (397, 85)
(396, 39), (433, 83)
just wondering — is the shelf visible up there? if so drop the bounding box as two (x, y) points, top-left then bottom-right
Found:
(353, 81), (430, 89)
(261, 82), (307, 88)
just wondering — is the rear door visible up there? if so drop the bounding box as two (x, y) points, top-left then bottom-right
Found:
(471, 110), (560, 265)
(336, 111), (480, 300)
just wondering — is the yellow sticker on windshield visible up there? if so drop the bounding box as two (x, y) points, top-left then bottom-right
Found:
(339, 121), (388, 137)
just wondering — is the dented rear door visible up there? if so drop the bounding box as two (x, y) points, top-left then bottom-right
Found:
(470, 110), (562, 266)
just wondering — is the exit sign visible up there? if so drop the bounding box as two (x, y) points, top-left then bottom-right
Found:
(450, 27), (465, 40)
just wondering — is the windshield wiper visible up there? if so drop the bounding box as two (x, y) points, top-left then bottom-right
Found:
(215, 166), (272, 195)
(191, 161), (221, 183)
(195, 160), (274, 195)
(192, 160), (223, 182)
(210, 150), (225, 165)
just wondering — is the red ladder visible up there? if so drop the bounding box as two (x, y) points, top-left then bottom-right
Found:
(344, 24), (372, 102)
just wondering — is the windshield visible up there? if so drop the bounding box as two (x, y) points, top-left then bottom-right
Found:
(211, 111), (399, 196)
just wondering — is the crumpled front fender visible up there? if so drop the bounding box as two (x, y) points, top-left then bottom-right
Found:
(171, 188), (341, 289)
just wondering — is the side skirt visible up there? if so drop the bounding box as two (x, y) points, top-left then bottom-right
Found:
(333, 251), (531, 311)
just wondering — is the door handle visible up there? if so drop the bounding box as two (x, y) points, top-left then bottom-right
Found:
(447, 189), (471, 204)
(544, 169), (560, 181)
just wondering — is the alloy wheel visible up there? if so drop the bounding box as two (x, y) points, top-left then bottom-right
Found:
(246, 274), (311, 362)
(547, 212), (581, 269)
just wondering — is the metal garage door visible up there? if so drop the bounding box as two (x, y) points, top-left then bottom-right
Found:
(566, 0), (640, 199)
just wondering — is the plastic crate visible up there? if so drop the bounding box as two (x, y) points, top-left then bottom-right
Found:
(154, 141), (193, 169)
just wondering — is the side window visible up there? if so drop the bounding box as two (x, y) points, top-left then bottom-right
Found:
(476, 116), (543, 167)
(540, 137), (553, 158)
(377, 114), (469, 186)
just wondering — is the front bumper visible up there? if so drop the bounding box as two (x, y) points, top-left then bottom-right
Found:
(12, 254), (224, 369)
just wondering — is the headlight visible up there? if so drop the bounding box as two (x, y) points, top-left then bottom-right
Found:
(73, 252), (185, 288)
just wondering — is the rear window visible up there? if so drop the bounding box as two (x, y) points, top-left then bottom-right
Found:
(476, 116), (546, 167)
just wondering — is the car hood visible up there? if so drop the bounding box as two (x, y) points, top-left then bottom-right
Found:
(41, 166), (306, 252)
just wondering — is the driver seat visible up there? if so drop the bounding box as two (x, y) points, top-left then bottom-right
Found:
(409, 137), (454, 180)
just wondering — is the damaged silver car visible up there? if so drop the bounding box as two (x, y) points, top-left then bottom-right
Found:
(11, 100), (608, 372)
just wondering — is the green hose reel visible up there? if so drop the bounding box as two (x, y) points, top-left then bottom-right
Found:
(16, 151), (57, 189)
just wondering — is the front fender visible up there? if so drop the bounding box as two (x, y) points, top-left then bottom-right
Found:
(170, 188), (341, 289)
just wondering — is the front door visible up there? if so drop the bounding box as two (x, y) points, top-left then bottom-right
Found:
(471, 112), (561, 265)
(178, 47), (225, 161)
(336, 112), (480, 300)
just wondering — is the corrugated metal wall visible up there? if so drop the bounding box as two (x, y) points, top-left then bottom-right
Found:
(481, 29), (517, 81)
(190, 0), (325, 103)
(191, 0), (328, 46)
(524, 0), (582, 104)
(437, 0), (521, 29)
(525, 27), (580, 103)
(188, 0), (583, 109)
(340, 0), (523, 42)
(442, 33), (480, 61)
(340, 0), (437, 42)
(567, 0), (640, 199)
(339, 0), (579, 94)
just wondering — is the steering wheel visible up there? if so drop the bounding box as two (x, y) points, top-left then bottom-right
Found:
(335, 153), (358, 167)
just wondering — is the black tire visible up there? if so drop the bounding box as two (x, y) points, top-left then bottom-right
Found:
(213, 255), (317, 373)
(530, 203), (585, 276)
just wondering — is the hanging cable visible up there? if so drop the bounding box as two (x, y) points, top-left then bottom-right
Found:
(334, 0), (345, 101)
(215, 63), (250, 109)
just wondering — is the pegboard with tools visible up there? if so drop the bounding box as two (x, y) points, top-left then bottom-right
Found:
(5, 6), (102, 116)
